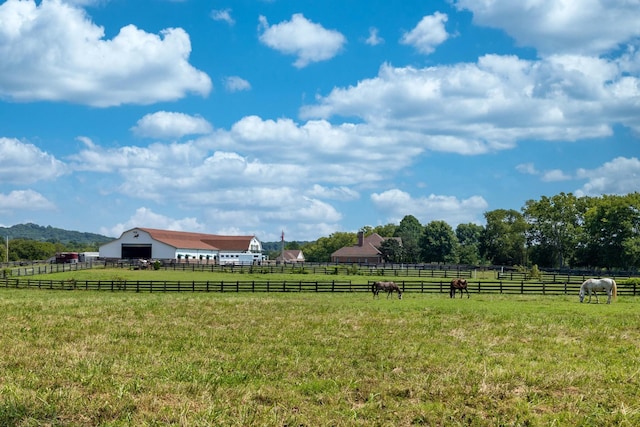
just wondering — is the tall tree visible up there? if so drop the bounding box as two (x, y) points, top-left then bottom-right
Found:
(581, 193), (640, 269)
(8, 239), (57, 261)
(302, 232), (357, 262)
(394, 215), (423, 263)
(378, 238), (404, 263)
(481, 209), (527, 266)
(455, 223), (484, 265)
(371, 223), (397, 238)
(420, 220), (459, 263)
(523, 193), (582, 268)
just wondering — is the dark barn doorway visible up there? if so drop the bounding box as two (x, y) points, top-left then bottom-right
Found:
(121, 244), (152, 259)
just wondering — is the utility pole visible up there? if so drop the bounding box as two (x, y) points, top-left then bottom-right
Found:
(281, 230), (285, 262)
(5, 235), (8, 263)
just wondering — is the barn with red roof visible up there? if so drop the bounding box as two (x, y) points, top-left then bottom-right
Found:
(99, 227), (264, 265)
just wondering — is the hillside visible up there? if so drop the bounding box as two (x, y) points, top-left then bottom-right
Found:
(0, 223), (113, 245)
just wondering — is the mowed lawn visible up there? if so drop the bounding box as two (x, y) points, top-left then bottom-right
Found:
(1, 288), (639, 426)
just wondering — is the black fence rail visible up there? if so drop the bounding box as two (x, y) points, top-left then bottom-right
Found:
(105, 262), (474, 279)
(2, 278), (638, 296)
(2, 261), (102, 278)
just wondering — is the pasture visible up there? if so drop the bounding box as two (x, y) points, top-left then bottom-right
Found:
(1, 287), (639, 426)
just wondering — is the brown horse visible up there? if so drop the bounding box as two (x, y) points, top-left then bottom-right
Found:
(372, 281), (402, 299)
(450, 278), (469, 298)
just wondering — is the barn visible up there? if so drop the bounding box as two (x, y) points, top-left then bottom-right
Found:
(99, 227), (264, 265)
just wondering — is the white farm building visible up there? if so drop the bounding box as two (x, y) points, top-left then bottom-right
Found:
(99, 227), (264, 265)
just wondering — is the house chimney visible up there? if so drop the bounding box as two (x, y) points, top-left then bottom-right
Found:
(358, 231), (364, 246)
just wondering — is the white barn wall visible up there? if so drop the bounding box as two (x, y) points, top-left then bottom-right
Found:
(99, 228), (262, 262)
(100, 229), (176, 259)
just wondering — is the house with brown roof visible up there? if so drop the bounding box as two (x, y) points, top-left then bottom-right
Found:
(275, 249), (305, 263)
(331, 232), (401, 264)
(99, 227), (263, 265)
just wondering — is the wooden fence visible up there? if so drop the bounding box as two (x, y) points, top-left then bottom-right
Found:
(3, 261), (100, 277)
(1, 278), (637, 296)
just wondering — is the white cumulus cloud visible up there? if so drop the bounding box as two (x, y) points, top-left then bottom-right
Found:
(0, 137), (68, 184)
(371, 189), (488, 226)
(0, 190), (55, 212)
(575, 157), (640, 196)
(365, 27), (383, 46)
(131, 112), (213, 139)
(224, 76), (252, 92)
(400, 12), (450, 55)
(0, 0), (211, 106)
(101, 207), (205, 237)
(258, 13), (346, 68)
(455, 0), (640, 56)
(211, 8), (234, 25)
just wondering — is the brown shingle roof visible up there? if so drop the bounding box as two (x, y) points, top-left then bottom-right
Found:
(276, 250), (305, 261)
(331, 233), (388, 257)
(137, 228), (255, 251)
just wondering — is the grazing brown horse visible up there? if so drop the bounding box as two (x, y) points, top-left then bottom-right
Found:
(450, 278), (469, 298)
(372, 281), (402, 299)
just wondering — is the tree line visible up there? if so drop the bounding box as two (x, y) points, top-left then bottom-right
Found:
(298, 192), (640, 270)
(0, 239), (100, 263)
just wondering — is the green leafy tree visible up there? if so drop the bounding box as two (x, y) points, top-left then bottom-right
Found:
(394, 215), (423, 263)
(285, 241), (301, 250)
(378, 238), (404, 263)
(371, 223), (397, 238)
(580, 193), (640, 269)
(9, 239), (57, 261)
(523, 193), (582, 268)
(0, 241), (6, 263)
(455, 223), (484, 265)
(302, 232), (357, 262)
(420, 220), (459, 263)
(481, 209), (527, 266)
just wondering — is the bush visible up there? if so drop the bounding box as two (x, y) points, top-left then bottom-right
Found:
(529, 264), (541, 280)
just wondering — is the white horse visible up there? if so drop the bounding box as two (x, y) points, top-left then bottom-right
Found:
(579, 278), (617, 304)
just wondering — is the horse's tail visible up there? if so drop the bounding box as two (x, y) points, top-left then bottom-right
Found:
(612, 279), (618, 300)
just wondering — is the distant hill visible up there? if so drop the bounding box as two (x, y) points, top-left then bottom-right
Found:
(0, 223), (113, 245)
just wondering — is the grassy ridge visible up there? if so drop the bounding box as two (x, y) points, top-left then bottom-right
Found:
(1, 289), (639, 426)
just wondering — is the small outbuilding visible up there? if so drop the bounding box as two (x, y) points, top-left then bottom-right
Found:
(331, 232), (401, 264)
(275, 249), (305, 263)
(99, 227), (264, 264)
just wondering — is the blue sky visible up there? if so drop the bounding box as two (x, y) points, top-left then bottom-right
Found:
(1, 0), (639, 241)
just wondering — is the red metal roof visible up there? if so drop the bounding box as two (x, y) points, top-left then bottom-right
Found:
(136, 228), (256, 251)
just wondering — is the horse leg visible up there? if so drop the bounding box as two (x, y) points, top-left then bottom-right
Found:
(607, 290), (612, 304)
(594, 290), (600, 304)
(464, 287), (470, 298)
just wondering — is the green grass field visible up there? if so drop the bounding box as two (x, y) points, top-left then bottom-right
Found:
(1, 286), (639, 426)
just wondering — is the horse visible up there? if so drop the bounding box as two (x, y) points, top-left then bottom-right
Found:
(579, 278), (617, 304)
(372, 281), (402, 299)
(450, 278), (470, 298)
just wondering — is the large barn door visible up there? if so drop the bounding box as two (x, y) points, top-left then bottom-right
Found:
(121, 244), (152, 259)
